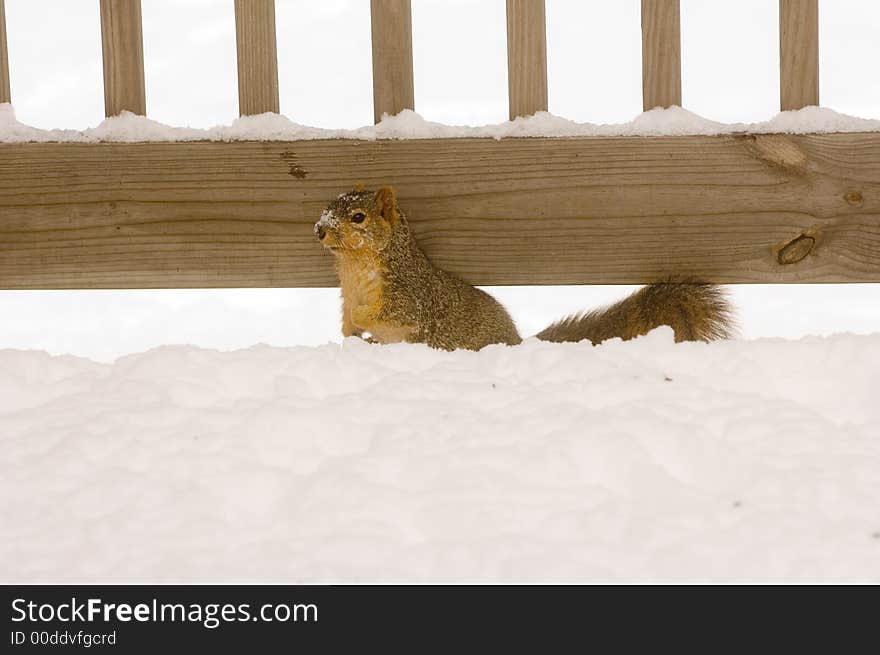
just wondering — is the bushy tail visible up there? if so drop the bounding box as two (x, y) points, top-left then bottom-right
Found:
(536, 278), (735, 345)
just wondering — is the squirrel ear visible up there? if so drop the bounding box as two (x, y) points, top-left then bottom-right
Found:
(374, 186), (399, 224)
(353, 182), (365, 192)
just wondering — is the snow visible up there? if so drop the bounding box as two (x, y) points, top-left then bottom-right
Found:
(2, 329), (879, 583)
(2, 102), (879, 143)
(314, 209), (340, 232)
(3, 285), (880, 363)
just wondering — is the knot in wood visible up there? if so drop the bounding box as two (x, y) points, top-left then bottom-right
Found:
(744, 134), (808, 175)
(844, 190), (863, 206)
(777, 233), (816, 265)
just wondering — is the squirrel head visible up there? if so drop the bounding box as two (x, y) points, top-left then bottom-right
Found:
(314, 185), (406, 256)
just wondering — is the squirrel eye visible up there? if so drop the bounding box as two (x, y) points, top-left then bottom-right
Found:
(351, 212), (366, 224)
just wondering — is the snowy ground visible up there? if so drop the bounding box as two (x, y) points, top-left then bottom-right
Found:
(2, 329), (879, 583)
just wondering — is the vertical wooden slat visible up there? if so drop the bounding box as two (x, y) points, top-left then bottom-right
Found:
(0, 0), (11, 104)
(234, 0), (279, 116)
(99, 0), (146, 116)
(640, 0), (681, 110)
(506, 0), (548, 119)
(779, 0), (819, 110)
(370, 0), (414, 123)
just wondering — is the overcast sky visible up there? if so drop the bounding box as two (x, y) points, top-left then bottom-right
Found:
(2, 1), (879, 359)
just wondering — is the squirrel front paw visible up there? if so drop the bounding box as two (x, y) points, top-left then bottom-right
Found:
(351, 304), (415, 344)
(351, 305), (376, 330)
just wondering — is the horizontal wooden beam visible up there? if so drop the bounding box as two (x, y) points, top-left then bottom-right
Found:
(0, 133), (878, 289)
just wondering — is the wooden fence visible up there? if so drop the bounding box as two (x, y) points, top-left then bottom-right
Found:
(0, 0), (877, 289)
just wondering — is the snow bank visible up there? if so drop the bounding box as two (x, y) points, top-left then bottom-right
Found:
(2, 329), (879, 583)
(2, 102), (880, 143)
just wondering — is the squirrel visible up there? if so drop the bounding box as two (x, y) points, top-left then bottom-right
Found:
(314, 185), (734, 351)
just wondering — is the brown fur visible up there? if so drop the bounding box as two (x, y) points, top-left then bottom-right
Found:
(536, 280), (735, 344)
(316, 186), (735, 350)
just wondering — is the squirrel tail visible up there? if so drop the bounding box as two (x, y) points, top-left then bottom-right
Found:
(535, 278), (735, 344)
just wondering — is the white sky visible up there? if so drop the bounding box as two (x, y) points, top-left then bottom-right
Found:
(2, 0), (879, 359)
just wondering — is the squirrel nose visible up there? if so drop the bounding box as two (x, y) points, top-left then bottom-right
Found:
(316, 226), (326, 240)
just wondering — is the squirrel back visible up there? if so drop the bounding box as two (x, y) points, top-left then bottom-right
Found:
(316, 185), (734, 350)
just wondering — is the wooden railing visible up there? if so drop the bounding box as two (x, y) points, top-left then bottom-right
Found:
(779, 0), (819, 110)
(0, 0), (9, 105)
(0, 0), (877, 289)
(640, 0), (680, 111)
(234, 0), (279, 116)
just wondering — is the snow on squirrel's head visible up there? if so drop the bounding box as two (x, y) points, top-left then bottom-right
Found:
(314, 184), (407, 256)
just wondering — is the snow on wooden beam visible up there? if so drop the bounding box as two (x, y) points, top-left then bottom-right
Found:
(779, 0), (819, 110)
(0, 133), (878, 289)
(99, 0), (146, 117)
(506, 0), (548, 120)
(370, 0), (414, 124)
(234, 0), (279, 116)
(0, 0), (10, 104)
(641, 0), (681, 110)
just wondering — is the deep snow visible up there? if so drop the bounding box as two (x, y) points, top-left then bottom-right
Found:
(2, 102), (880, 143)
(2, 329), (879, 583)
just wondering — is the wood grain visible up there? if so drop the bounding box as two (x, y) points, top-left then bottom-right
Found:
(779, 0), (819, 110)
(506, 0), (548, 119)
(99, 0), (146, 117)
(234, 0), (279, 116)
(0, 133), (878, 289)
(370, 0), (414, 123)
(0, 0), (9, 104)
(641, 0), (681, 110)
